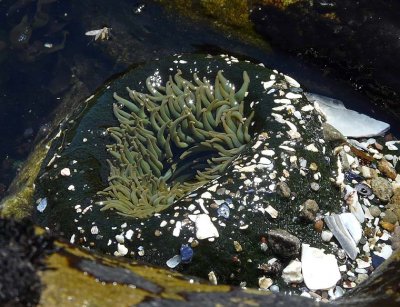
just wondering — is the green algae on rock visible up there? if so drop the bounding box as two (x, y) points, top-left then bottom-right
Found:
(99, 70), (254, 218)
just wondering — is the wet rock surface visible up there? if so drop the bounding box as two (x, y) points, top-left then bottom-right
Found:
(250, 0), (400, 123)
(0, 1), (400, 305)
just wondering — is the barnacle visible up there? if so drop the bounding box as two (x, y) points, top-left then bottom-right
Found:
(97, 70), (254, 218)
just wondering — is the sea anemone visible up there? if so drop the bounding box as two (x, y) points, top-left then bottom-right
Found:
(97, 70), (254, 218)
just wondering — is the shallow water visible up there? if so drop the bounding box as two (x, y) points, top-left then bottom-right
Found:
(0, 0), (398, 199)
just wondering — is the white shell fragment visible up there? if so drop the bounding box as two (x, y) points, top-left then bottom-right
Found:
(284, 75), (301, 88)
(325, 213), (362, 260)
(282, 259), (303, 284)
(266, 205), (279, 218)
(305, 92), (390, 137)
(344, 185), (365, 223)
(189, 214), (219, 240)
(117, 243), (128, 256)
(36, 198), (47, 212)
(301, 244), (341, 290)
(258, 276), (273, 290)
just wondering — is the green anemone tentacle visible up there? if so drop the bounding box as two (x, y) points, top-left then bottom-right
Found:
(98, 70), (254, 218)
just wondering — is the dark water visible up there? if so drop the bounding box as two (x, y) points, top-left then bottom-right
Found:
(0, 0), (398, 200)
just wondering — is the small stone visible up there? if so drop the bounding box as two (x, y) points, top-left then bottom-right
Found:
(282, 259), (303, 284)
(90, 226), (99, 235)
(189, 214), (219, 240)
(277, 182), (291, 198)
(115, 234), (124, 244)
(117, 244), (128, 256)
(314, 220), (324, 232)
(382, 210), (398, 224)
(233, 241), (243, 252)
(369, 205), (381, 218)
(374, 142), (383, 150)
(267, 229), (301, 258)
(378, 159), (397, 180)
(60, 167), (71, 176)
(208, 271), (218, 285)
(380, 221), (395, 232)
(258, 276), (273, 290)
(300, 199), (319, 222)
(309, 163), (318, 171)
(356, 273), (369, 284)
(371, 177), (393, 202)
(154, 230), (162, 237)
(258, 260), (283, 276)
(360, 166), (372, 179)
(270, 285), (280, 293)
(321, 230), (333, 242)
(191, 240), (199, 248)
(310, 182), (320, 191)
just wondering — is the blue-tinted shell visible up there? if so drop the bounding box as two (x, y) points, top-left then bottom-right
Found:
(217, 204), (230, 218)
(37, 198), (47, 212)
(354, 183), (372, 196)
(344, 171), (363, 182)
(180, 244), (194, 263)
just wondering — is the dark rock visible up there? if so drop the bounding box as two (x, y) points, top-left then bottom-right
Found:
(371, 177), (393, 202)
(267, 229), (301, 258)
(276, 182), (291, 198)
(0, 218), (54, 306)
(300, 199), (319, 222)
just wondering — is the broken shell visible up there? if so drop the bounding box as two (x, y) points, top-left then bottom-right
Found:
(324, 213), (361, 260)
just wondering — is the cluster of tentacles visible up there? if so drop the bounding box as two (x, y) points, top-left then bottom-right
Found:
(98, 70), (254, 218)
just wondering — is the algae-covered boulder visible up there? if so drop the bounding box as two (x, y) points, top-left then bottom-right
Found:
(24, 54), (342, 288)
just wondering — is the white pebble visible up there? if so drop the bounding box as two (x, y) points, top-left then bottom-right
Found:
(117, 244), (128, 256)
(60, 168), (71, 176)
(189, 214), (219, 240)
(115, 234), (125, 244)
(321, 230), (333, 242)
(90, 226), (99, 235)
